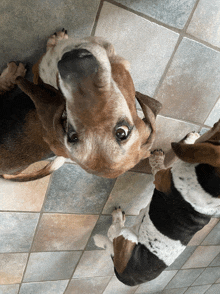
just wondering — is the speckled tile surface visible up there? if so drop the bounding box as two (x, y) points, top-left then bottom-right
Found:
(23, 251), (82, 282)
(0, 0), (100, 72)
(114, 0), (197, 29)
(44, 164), (116, 214)
(0, 212), (39, 253)
(65, 277), (111, 294)
(0, 161), (50, 212)
(19, 280), (69, 294)
(187, 0), (220, 48)
(1, 1), (220, 293)
(155, 38), (220, 124)
(32, 213), (98, 251)
(0, 253), (28, 285)
(135, 270), (178, 293)
(95, 2), (179, 96)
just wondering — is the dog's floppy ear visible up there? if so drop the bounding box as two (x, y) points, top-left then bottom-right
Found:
(15, 77), (68, 157)
(171, 142), (220, 167)
(135, 91), (162, 119)
(135, 91), (162, 157)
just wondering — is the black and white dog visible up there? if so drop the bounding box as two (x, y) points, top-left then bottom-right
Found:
(94, 121), (220, 286)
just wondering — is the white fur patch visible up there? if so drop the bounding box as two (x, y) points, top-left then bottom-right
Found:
(138, 206), (186, 266)
(172, 161), (220, 216)
(119, 228), (138, 244)
(50, 156), (66, 171)
(58, 73), (73, 101)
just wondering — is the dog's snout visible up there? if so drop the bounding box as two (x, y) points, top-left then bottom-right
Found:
(58, 49), (99, 80)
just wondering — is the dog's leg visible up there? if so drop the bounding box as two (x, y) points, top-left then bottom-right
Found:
(0, 62), (26, 94)
(46, 28), (68, 51)
(93, 207), (125, 256)
(107, 207), (126, 241)
(149, 149), (165, 176)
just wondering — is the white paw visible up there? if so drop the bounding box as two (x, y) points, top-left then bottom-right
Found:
(112, 207), (125, 224)
(183, 132), (200, 144)
(46, 28), (68, 50)
(0, 62), (26, 92)
(149, 149), (165, 166)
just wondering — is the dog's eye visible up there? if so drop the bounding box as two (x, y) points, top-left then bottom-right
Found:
(68, 131), (78, 143)
(115, 126), (129, 140)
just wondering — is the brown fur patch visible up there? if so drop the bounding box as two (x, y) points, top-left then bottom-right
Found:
(172, 142), (220, 167)
(113, 235), (136, 274)
(0, 110), (52, 175)
(154, 168), (172, 194)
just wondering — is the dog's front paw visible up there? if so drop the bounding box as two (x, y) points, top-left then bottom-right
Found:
(149, 149), (165, 175)
(183, 132), (200, 144)
(112, 207), (125, 224)
(46, 28), (68, 51)
(0, 62), (26, 93)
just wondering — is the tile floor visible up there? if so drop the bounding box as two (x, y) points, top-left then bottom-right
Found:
(0, 0), (220, 293)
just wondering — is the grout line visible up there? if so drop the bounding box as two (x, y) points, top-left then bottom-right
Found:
(185, 32), (220, 54)
(17, 175), (54, 294)
(199, 94), (220, 126)
(153, 0), (201, 99)
(152, 33), (183, 98)
(105, 0), (181, 33)
(2, 244), (220, 256)
(101, 275), (114, 294)
(157, 114), (209, 129)
(91, 0), (104, 36)
(63, 180), (117, 293)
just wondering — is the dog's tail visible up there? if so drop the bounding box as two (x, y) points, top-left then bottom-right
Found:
(2, 156), (66, 182)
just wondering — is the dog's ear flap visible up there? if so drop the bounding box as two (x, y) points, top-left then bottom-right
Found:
(135, 92), (162, 158)
(135, 91), (162, 119)
(16, 76), (67, 157)
(171, 142), (220, 167)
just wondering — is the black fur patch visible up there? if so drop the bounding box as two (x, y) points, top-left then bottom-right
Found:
(114, 243), (166, 286)
(149, 181), (211, 246)
(0, 90), (35, 146)
(196, 164), (220, 198)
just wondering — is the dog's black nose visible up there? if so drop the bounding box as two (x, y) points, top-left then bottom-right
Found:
(58, 49), (99, 80)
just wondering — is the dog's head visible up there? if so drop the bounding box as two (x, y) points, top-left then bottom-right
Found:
(171, 119), (220, 167)
(17, 37), (162, 178)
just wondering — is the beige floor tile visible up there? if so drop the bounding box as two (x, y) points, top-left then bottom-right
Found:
(188, 218), (219, 246)
(73, 250), (114, 278)
(0, 161), (50, 211)
(66, 277), (111, 294)
(0, 253), (28, 284)
(204, 98), (220, 127)
(95, 2), (179, 96)
(153, 115), (200, 152)
(182, 246), (220, 269)
(103, 276), (138, 294)
(102, 172), (154, 215)
(135, 270), (178, 293)
(156, 38), (220, 124)
(32, 214), (98, 251)
(187, 0), (220, 48)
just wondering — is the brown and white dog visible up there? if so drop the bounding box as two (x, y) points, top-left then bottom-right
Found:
(1, 29), (162, 181)
(94, 119), (220, 286)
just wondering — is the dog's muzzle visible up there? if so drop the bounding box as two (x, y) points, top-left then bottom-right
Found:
(58, 48), (99, 81)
